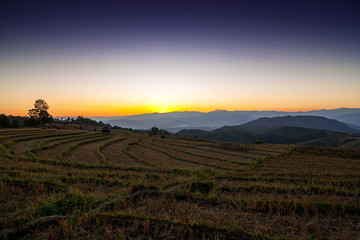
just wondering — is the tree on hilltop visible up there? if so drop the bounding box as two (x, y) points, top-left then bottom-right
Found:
(27, 99), (53, 126)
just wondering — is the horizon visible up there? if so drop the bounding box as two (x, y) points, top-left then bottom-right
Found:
(3, 107), (360, 119)
(1, 1), (360, 117)
(63, 107), (360, 118)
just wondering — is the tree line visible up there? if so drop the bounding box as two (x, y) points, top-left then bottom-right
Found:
(1, 99), (171, 136)
(1, 99), (109, 129)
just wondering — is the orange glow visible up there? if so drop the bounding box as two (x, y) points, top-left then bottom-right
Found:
(2, 100), (359, 118)
(1, 48), (359, 117)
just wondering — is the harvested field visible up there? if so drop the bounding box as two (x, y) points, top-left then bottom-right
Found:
(100, 136), (148, 167)
(0, 128), (359, 239)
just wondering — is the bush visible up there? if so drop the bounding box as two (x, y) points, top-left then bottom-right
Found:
(37, 202), (62, 216)
(36, 189), (96, 216)
(24, 117), (39, 127)
(0, 114), (12, 128)
(193, 169), (216, 180)
(188, 182), (214, 194)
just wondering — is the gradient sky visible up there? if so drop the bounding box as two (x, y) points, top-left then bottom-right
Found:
(1, 0), (360, 116)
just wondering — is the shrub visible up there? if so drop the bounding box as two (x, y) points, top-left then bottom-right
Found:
(193, 169), (216, 180)
(188, 181), (214, 194)
(36, 189), (96, 216)
(0, 114), (12, 128)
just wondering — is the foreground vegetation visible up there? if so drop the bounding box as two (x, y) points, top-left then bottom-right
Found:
(0, 128), (359, 239)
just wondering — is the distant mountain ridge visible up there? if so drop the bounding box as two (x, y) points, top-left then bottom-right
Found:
(177, 116), (360, 148)
(237, 115), (356, 133)
(334, 112), (360, 126)
(92, 108), (360, 132)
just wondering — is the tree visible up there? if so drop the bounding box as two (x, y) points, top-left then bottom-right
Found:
(0, 114), (11, 128)
(28, 99), (53, 126)
(12, 119), (20, 128)
(151, 127), (159, 135)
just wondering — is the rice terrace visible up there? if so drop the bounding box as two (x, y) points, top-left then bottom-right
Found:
(0, 126), (359, 239)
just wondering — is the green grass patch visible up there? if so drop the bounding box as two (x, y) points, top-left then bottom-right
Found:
(36, 189), (97, 216)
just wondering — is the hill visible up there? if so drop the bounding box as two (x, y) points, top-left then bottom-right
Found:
(178, 116), (360, 148)
(237, 115), (357, 133)
(334, 111), (360, 126)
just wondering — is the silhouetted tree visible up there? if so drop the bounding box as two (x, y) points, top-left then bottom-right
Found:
(28, 99), (53, 126)
(12, 120), (20, 128)
(151, 127), (159, 135)
(0, 114), (11, 128)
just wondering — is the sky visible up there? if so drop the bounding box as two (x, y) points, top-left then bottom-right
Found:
(1, 0), (360, 117)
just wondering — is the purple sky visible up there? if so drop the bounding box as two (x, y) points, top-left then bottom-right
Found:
(2, 0), (359, 56)
(1, 0), (360, 116)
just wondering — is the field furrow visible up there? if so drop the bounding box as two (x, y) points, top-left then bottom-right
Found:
(128, 144), (204, 169)
(146, 141), (250, 170)
(64, 139), (115, 165)
(153, 139), (254, 165)
(1, 128), (360, 240)
(59, 135), (113, 164)
(101, 136), (149, 167)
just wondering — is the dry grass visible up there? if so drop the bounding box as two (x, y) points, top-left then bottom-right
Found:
(101, 135), (148, 167)
(154, 139), (254, 165)
(0, 129), (359, 239)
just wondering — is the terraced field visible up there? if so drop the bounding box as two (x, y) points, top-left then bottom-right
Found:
(0, 128), (359, 239)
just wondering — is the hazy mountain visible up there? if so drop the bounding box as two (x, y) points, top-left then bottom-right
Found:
(297, 108), (360, 119)
(177, 116), (360, 147)
(92, 108), (360, 132)
(344, 123), (360, 131)
(97, 111), (256, 132)
(333, 112), (360, 126)
(178, 126), (360, 147)
(237, 115), (356, 133)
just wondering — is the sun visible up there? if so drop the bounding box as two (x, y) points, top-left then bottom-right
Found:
(158, 107), (168, 113)
(154, 106), (172, 113)
(149, 105), (179, 113)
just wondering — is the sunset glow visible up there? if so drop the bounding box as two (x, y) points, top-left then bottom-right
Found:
(1, 1), (359, 117)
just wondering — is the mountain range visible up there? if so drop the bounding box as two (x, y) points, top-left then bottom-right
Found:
(93, 108), (360, 132)
(177, 115), (360, 148)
